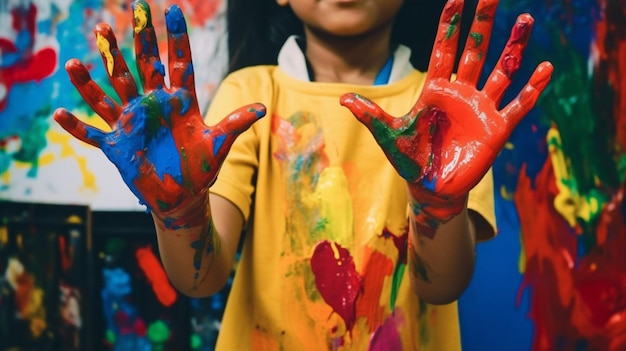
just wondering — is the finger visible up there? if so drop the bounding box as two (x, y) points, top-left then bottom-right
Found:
(340, 93), (403, 130)
(482, 13), (534, 105)
(65, 59), (122, 128)
(500, 61), (553, 124)
(209, 103), (266, 159)
(425, 0), (465, 82)
(164, 5), (196, 94)
(132, 0), (166, 92)
(456, 0), (498, 85)
(341, 93), (424, 183)
(54, 108), (107, 148)
(94, 22), (140, 104)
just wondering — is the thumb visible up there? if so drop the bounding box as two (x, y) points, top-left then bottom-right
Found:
(340, 93), (400, 132)
(213, 103), (266, 134)
(209, 103), (266, 159)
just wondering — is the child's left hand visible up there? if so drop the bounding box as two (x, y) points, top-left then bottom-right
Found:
(341, 0), (552, 223)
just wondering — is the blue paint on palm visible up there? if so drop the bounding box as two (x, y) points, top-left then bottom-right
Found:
(91, 89), (196, 210)
(421, 175), (437, 192)
(146, 125), (182, 183)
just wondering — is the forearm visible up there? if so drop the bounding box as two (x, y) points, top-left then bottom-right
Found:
(151, 192), (238, 298)
(408, 193), (477, 305)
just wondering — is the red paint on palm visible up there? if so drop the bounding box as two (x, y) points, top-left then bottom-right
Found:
(341, 0), (553, 228)
(310, 241), (362, 331)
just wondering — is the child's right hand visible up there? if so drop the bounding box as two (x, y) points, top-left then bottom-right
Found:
(54, 1), (265, 221)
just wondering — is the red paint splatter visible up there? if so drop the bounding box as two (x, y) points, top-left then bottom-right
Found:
(355, 249), (393, 332)
(310, 241), (362, 331)
(0, 3), (57, 111)
(58, 235), (73, 273)
(594, 0), (626, 153)
(516, 160), (626, 350)
(135, 246), (178, 307)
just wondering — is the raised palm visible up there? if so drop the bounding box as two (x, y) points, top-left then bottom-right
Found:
(341, 0), (552, 219)
(54, 1), (265, 224)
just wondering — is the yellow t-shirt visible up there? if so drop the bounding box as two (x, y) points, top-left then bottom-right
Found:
(205, 65), (496, 351)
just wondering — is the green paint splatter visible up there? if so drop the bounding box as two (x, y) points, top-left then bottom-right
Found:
(141, 94), (165, 135)
(201, 154), (210, 172)
(390, 263), (406, 311)
(445, 13), (461, 40)
(469, 32), (483, 48)
(370, 113), (422, 181)
(540, 29), (620, 195)
(147, 320), (170, 343)
(190, 333), (202, 350)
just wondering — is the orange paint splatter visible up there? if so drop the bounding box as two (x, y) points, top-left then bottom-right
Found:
(135, 246), (177, 307)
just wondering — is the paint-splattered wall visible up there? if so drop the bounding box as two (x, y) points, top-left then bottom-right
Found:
(0, 0), (226, 210)
(459, 1), (626, 350)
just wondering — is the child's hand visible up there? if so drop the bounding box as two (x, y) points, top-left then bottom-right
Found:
(54, 1), (265, 221)
(341, 0), (552, 225)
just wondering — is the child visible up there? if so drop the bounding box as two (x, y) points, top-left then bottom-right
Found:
(54, 0), (552, 349)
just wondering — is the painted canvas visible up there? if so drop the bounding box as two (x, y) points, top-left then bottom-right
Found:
(0, 0), (227, 210)
(459, 0), (626, 350)
(91, 211), (234, 351)
(0, 201), (89, 351)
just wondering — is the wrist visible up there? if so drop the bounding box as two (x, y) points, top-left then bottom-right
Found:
(152, 190), (210, 230)
(408, 184), (467, 239)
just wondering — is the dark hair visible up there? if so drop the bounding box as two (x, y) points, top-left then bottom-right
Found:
(227, 0), (478, 74)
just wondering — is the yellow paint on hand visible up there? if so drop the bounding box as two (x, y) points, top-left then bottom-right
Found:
(96, 33), (115, 76)
(133, 4), (148, 33)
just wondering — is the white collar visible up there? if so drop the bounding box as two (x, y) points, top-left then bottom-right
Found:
(277, 35), (415, 84)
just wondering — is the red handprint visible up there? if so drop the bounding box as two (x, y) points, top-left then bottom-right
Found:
(341, 0), (553, 236)
(53, 0), (265, 228)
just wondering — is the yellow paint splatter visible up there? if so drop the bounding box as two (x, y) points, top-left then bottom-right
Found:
(547, 126), (599, 228)
(96, 32), (115, 76)
(1, 171), (9, 185)
(47, 129), (98, 192)
(310, 166), (353, 248)
(499, 184), (514, 201)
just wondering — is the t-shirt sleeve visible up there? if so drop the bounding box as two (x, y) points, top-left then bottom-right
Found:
(203, 71), (261, 222)
(467, 167), (497, 242)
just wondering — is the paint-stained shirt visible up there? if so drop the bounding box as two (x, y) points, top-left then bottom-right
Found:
(204, 43), (496, 351)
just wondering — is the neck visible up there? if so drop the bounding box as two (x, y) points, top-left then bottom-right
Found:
(303, 25), (393, 85)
